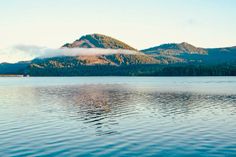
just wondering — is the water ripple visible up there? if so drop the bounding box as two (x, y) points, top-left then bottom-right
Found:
(0, 77), (236, 156)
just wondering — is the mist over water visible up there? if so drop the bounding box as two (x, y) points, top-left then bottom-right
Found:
(0, 77), (236, 156)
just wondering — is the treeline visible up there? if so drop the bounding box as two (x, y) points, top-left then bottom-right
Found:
(0, 62), (29, 75)
(26, 64), (236, 76)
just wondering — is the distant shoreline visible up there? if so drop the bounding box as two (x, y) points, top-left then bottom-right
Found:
(0, 75), (24, 77)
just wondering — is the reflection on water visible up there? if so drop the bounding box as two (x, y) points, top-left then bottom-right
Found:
(0, 77), (236, 156)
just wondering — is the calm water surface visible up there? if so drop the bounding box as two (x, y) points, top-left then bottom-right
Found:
(0, 77), (236, 157)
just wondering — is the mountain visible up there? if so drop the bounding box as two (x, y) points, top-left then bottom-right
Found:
(142, 43), (236, 64)
(179, 46), (236, 64)
(26, 54), (161, 76)
(142, 42), (207, 55)
(25, 57), (236, 76)
(23, 34), (160, 75)
(1, 34), (236, 76)
(24, 34), (159, 74)
(30, 54), (159, 67)
(62, 34), (137, 51)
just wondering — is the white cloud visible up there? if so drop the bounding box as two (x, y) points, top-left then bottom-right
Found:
(0, 45), (140, 63)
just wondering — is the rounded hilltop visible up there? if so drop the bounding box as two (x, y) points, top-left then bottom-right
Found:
(142, 42), (207, 55)
(62, 34), (137, 51)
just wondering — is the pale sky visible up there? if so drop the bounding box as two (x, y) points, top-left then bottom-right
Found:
(0, 0), (236, 50)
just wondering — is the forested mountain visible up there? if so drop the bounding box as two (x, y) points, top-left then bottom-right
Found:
(1, 34), (236, 76)
(62, 34), (137, 51)
(142, 43), (236, 64)
(142, 42), (207, 55)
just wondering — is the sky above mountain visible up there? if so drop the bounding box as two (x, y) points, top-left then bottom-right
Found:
(0, 0), (235, 50)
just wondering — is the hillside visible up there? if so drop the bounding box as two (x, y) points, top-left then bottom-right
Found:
(62, 34), (137, 51)
(1, 34), (236, 76)
(0, 62), (29, 74)
(142, 43), (236, 64)
(28, 54), (159, 69)
(142, 42), (207, 55)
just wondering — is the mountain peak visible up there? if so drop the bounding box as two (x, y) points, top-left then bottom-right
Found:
(178, 42), (206, 53)
(62, 34), (137, 51)
(142, 42), (207, 55)
(179, 42), (191, 46)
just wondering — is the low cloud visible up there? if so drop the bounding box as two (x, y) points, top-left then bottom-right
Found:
(0, 45), (139, 63)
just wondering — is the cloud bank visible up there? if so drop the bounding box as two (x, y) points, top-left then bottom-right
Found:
(0, 45), (139, 63)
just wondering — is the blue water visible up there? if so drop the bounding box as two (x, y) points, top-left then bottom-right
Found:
(0, 77), (236, 157)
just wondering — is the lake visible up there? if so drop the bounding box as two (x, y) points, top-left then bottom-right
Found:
(0, 77), (236, 157)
